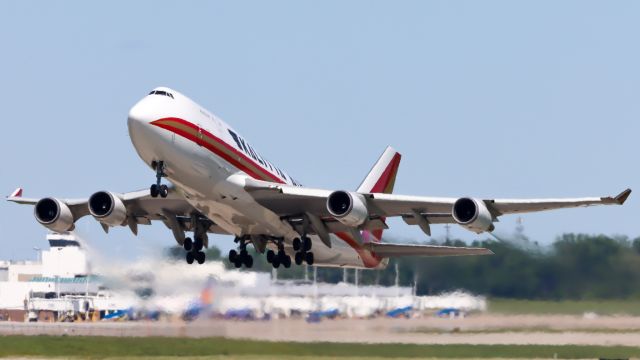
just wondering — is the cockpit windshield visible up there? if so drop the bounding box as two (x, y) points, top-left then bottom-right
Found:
(148, 90), (174, 99)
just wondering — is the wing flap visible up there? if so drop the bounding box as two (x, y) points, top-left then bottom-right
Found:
(365, 242), (493, 257)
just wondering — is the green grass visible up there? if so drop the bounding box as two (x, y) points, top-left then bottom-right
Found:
(0, 336), (638, 359)
(406, 326), (640, 334)
(488, 298), (640, 315)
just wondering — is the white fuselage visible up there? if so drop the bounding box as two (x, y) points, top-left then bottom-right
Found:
(127, 87), (385, 269)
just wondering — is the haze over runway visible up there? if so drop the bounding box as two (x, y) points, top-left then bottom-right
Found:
(0, 1), (637, 260)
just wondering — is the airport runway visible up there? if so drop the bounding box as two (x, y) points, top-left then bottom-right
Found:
(1, 315), (639, 346)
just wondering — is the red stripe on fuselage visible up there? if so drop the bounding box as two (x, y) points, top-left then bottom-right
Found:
(151, 117), (285, 184)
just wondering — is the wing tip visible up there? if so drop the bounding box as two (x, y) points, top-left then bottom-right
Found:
(8, 187), (23, 198)
(614, 188), (632, 205)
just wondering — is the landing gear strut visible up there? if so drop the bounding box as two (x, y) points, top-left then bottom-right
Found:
(266, 238), (292, 269)
(229, 237), (254, 268)
(150, 160), (169, 198)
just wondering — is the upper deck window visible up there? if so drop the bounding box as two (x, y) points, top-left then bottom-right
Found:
(148, 90), (174, 99)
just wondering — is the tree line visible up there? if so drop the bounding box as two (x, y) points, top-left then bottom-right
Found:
(166, 233), (640, 300)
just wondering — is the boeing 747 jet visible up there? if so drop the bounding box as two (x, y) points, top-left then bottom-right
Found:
(8, 87), (632, 269)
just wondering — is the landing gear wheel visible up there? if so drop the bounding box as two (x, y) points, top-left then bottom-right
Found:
(294, 252), (304, 266)
(277, 250), (286, 262)
(183, 237), (193, 251)
(305, 252), (314, 265)
(272, 256), (281, 269)
(282, 254), (291, 268)
(194, 238), (204, 251)
(266, 250), (275, 263)
(159, 184), (169, 198)
(243, 254), (254, 268)
(196, 251), (205, 264)
(186, 252), (195, 264)
(292, 238), (301, 251)
(302, 236), (312, 252)
(150, 184), (159, 198)
(234, 259), (243, 268)
(228, 249), (238, 263)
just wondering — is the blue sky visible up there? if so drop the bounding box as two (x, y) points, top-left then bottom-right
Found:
(0, 1), (638, 261)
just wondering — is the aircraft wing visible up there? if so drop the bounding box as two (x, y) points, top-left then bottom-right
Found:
(246, 179), (631, 234)
(364, 242), (493, 257)
(6, 187), (230, 235)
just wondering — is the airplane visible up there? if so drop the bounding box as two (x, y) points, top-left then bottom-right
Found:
(7, 87), (632, 270)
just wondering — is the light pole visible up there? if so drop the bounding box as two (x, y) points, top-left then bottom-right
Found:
(32, 247), (41, 262)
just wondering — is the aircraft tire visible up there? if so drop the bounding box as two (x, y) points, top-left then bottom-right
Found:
(302, 237), (312, 252)
(272, 257), (280, 269)
(196, 251), (205, 264)
(228, 249), (238, 262)
(292, 238), (301, 251)
(194, 238), (204, 251)
(283, 255), (291, 268)
(234, 259), (242, 268)
(244, 255), (253, 268)
(294, 252), (304, 265)
(186, 252), (195, 264)
(183, 238), (193, 251)
(159, 184), (169, 198)
(150, 184), (159, 198)
(266, 250), (275, 263)
(305, 252), (314, 266)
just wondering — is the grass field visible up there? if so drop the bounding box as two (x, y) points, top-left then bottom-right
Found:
(0, 336), (638, 359)
(488, 298), (640, 315)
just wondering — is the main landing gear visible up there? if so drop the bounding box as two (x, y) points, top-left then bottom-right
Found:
(182, 216), (208, 265)
(225, 236), (311, 269)
(228, 237), (254, 268)
(149, 160), (169, 198)
(266, 239), (292, 269)
(183, 235), (206, 265)
(292, 236), (314, 266)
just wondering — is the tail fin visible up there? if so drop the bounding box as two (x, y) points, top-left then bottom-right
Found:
(358, 146), (401, 242)
(357, 146), (401, 194)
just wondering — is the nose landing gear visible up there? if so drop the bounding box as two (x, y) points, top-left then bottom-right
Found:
(150, 160), (169, 198)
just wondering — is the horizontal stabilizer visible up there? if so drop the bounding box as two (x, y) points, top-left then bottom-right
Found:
(365, 242), (493, 258)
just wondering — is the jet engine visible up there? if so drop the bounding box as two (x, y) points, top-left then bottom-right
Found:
(88, 191), (127, 226)
(326, 190), (368, 227)
(34, 198), (75, 232)
(452, 197), (495, 233)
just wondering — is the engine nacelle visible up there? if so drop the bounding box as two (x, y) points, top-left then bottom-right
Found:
(88, 191), (127, 226)
(326, 190), (368, 227)
(452, 197), (495, 233)
(34, 198), (75, 232)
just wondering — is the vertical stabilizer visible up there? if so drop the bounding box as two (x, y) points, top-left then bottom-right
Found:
(357, 146), (401, 242)
(357, 146), (401, 194)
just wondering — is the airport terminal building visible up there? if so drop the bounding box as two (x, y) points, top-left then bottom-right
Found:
(0, 232), (485, 322)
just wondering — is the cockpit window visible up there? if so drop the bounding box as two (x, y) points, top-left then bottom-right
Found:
(148, 90), (174, 99)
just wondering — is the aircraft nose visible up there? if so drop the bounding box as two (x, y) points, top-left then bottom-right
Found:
(127, 99), (159, 149)
(127, 100), (152, 127)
